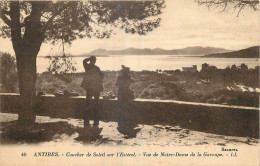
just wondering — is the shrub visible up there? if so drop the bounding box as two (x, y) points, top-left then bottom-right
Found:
(0, 53), (18, 92)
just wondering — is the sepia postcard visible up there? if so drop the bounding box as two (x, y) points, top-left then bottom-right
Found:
(0, 0), (259, 165)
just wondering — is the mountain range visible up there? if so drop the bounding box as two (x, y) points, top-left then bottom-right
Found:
(204, 46), (259, 58)
(84, 46), (230, 56)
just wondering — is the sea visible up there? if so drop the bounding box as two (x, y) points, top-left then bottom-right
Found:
(36, 55), (259, 73)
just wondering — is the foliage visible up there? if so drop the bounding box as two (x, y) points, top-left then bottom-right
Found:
(0, 1), (165, 44)
(200, 63), (217, 82)
(0, 52), (18, 92)
(199, 63), (259, 87)
(45, 54), (77, 74)
(45, 53), (77, 83)
(202, 90), (259, 107)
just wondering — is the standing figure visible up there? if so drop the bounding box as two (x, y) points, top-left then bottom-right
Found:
(81, 56), (103, 128)
(116, 65), (135, 102)
(116, 65), (139, 138)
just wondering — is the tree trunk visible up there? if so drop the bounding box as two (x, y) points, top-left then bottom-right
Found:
(9, 1), (44, 126)
(15, 36), (43, 125)
(16, 51), (37, 125)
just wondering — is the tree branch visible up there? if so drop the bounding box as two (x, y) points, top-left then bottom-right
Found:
(236, 4), (246, 17)
(196, 0), (259, 16)
(10, 1), (23, 53)
(0, 9), (11, 27)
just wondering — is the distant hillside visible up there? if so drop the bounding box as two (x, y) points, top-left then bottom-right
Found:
(86, 46), (230, 56)
(73, 51), (109, 57)
(204, 46), (259, 58)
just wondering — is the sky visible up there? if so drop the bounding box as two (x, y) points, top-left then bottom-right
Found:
(0, 0), (259, 56)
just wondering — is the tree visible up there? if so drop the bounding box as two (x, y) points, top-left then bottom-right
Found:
(0, 0), (165, 125)
(231, 64), (238, 71)
(200, 63), (217, 82)
(239, 63), (248, 70)
(201, 63), (210, 72)
(0, 52), (18, 92)
(195, 0), (259, 16)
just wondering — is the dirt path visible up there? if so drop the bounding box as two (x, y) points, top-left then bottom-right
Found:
(0, 113), (258, 147)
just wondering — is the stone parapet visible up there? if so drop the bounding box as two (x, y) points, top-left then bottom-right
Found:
(0, 93), (259, 138)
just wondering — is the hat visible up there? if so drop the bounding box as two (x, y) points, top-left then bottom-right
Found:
(121, 65), (130, 73)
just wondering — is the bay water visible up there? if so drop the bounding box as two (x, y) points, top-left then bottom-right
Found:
(37, 55), (259, 73)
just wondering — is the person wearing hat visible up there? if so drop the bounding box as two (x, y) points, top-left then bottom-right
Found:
(81, 56), (104, 128)
(115, 65), (138, 138)
(116, 65), (135, 101)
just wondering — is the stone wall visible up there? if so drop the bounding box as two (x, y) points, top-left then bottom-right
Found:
(0, 93), (259, 138)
